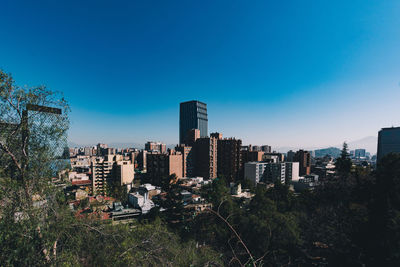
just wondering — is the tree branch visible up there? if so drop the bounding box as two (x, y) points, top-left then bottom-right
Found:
(206, 207), (256, 267)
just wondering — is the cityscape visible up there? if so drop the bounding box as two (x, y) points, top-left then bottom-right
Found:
(67, 99), (382, 216)
(1, 1), (400, 266)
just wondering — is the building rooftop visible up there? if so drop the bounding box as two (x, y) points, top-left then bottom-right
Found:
(380, 126), (400, 130)
(180, 100), (207, 105)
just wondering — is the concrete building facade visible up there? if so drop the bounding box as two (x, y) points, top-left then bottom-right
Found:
(244, 162), (286, 184)
(263, 163), (286, 184)
(285, 162), (300, 183)
(244, 162), (267, 185)
(115, 160), (135, 186)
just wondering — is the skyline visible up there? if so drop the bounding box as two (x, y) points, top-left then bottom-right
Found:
(1, 1), (400, 150)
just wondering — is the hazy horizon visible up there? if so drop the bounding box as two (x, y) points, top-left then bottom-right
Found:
(68, 135), (379, 155)
(1, 1), (399, 149)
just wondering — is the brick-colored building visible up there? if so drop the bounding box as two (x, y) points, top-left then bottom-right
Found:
(193, 137), (218, 179)
(217, 138), (242, 182)
(146, 151), (183, 185)
(185, 128), (200, 146)
(294, 150), (311, 176)
(175, 144), (194, 177)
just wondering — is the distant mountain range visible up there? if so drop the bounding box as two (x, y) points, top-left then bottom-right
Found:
(346, 136), (377, 154)
(274, 136), (377, 155)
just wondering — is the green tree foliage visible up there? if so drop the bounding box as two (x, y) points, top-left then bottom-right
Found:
(0, 70), (222, 266)
(201, 177), (230, 207)
(108, 179), (129, 205)
(335, 142), (352, 177)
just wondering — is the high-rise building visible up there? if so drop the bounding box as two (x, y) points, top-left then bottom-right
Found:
(294, 150), (311, 176)
(179, 101), (208, 144)
(217, 138), (242, 182)
(193, 137), (217, 179)
(377, 127), (400, 162)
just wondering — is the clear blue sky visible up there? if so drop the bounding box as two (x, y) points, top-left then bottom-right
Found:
(1, 0), (399, 150)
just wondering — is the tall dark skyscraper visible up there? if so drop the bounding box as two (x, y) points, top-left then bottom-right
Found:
(179, 100), (208, 144)
(377, 127), (400, 162)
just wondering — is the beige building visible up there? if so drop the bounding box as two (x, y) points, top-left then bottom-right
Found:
(91, 155), (135, 195)
(91, 155), (114, 195)
(115, 160), (135, 186)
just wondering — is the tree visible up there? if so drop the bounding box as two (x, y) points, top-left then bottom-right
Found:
(0, 70), (70, 265)
(108, 179), (129, 205)
(335, 142), (352, 177)
(0, 70), (69, 205)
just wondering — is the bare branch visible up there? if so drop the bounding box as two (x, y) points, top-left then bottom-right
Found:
(206, 207), (256, 267)
(0, 141), (23, 174)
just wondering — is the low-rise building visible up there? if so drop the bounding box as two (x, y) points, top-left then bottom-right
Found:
(128, 193), (155, 214)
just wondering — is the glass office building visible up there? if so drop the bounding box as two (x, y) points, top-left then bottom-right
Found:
(179, 100), (208, 144)
(377, 127), (400, 162)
